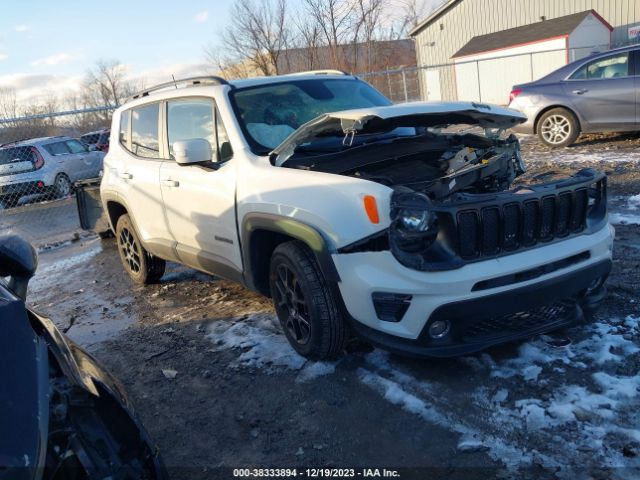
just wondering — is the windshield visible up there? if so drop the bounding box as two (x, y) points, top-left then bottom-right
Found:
(231, 78), (391, 154)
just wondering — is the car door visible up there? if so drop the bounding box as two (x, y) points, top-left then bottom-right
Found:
(563, 51), (636, 131)
(65, 139), (95, 180)
(116, 103), (176, 261)
(159, 97), (242, 277)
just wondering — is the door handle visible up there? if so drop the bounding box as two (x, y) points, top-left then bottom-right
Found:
(162, 179), (179, 187)
(572, 89), (588, 95)
(119, 172), (133, 179)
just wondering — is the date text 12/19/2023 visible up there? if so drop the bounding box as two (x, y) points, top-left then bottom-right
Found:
(232, 468), (401, 478)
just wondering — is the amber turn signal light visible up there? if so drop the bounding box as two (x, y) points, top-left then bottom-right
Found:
(363, 195), (380, 224)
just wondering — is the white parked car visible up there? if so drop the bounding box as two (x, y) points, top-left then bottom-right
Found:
(0, 136), (104, 208)
(101, 72), (613, 359)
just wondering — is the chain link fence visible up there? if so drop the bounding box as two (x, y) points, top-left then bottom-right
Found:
(0, 108), (113, 248)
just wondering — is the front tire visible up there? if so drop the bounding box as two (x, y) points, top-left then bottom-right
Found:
(537, 108), (580, 148)
(269, 241), (348, 360)
(115, 214), (165, 284)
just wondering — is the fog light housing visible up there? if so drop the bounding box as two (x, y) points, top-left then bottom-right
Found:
(428, 319), (451, 339)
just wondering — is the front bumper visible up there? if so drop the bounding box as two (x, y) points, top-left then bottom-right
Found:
(349, 260), (610, 357)
(333, 223), (614, 357)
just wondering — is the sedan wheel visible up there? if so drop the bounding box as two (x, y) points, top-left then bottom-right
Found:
(537, 108), (580, 148)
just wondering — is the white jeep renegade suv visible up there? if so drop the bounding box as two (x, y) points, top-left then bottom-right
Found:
(101, 72), (613, 359)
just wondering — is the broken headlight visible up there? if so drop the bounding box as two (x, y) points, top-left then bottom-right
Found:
(391, 192), (439, 253)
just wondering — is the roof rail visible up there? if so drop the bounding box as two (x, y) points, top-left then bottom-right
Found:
(129, 76), (230, 101)
(284, 69), (350, 77)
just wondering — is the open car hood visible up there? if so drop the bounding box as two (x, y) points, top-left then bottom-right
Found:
(270, 102), (527, 164)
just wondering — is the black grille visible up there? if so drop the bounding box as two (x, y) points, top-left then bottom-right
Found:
(463, 301), (574, 341)
(456, 187), (595, 260)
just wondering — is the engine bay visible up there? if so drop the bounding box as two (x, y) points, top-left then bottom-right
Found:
(280, 129), (526, 200)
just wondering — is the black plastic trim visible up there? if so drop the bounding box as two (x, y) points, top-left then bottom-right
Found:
(241, 213), (340, 293)
(348, 259), (612, 358)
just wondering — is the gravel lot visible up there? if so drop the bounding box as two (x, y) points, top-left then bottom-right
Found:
(15, 132), (640, 479)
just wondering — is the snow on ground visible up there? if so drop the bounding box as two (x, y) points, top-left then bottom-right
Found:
(206, 312), (640, 475)
(206, 313), (337, 381)
(610, 194), (640, 226)
(358, 317), (640, 478)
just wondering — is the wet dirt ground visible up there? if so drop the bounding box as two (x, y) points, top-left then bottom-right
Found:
(23, 132), (640, 479)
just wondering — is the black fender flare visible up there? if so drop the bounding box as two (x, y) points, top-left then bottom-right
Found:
(241, 213), (341, 292)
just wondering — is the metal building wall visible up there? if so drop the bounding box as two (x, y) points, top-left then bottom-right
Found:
(413, 0), (640, 99)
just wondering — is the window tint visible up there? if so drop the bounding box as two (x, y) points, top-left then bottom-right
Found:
(66, 139), (86, 154)
(0, 146), (35, 164)
(216, 107), (233, 162)
(81, 133), (99, 145)
(167, 98), (216, 158)
(99, 132), (110, 144)
(131, 104), (160, 158)
(44, 142), (71, 156)
(571, 53), (629, 80)
(119, 111), (130, 147)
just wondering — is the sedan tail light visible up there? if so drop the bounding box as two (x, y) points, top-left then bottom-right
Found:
(508, 88), (522, 105)
(31, 147), (45, 169)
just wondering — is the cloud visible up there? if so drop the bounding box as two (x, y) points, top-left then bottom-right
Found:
(194, 11), (209, 23)
(0, 60), (210, 105)
(0, 54), (8, 61)
(30, 53), (75, 67)
(0, 73), (84, 103)
(14, 24), (30, 32)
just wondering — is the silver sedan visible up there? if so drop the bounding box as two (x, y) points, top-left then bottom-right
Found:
(509, 45), (639, 147)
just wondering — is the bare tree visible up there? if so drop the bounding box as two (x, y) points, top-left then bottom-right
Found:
(211, 0), (291, 77)
(0, 88), (18, 124)
(83, 59), (138, 122)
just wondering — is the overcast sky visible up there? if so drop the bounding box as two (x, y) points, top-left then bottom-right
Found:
(0, 0), (441, 104)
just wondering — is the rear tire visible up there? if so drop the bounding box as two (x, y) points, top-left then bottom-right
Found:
(54, 173), (73, 198)
(115, 214), (165, 284)
(537, 108), (580, 148)
(269, 241), (348, 360)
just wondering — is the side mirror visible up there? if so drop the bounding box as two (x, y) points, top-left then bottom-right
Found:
(0, 235), (38, 300)
(173, 138), (212, 166)
(88, 144), (98, 152)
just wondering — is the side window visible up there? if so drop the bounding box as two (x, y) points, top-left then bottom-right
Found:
(66, 139), (86, 154)
(215, 107), (233, 162)
(43, 142), (71, 156)
(570, 53), (629, 80)
(119, 110), (130, 147)
(131, 104), (160, 158)
(167, 98), (216, 158)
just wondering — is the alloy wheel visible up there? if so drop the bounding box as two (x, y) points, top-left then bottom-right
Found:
(273, 264), (311, 345)
(56, 176), (71, 197)
(540, 115), (571, 145)
(119, 227), (141, 274)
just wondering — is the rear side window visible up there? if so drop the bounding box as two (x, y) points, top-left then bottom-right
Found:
(570, 53), (629, 80)
(43, 142), (70, 156)
(119, 111), (130, 147)
(131, 104), (160, 158)
(81, 134), (99, 145)
(99, 132), (110, 144)
(66, 139), (86, 154)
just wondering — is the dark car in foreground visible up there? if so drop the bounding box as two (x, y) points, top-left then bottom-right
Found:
(0, 235), (166, 480)
(509, 45), (639, 147)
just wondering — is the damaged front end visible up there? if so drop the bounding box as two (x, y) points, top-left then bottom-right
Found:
(272, 103), (608, 272)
